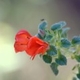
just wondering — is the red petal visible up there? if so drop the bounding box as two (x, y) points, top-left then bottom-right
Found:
(14, 30), (32, 53)
(14, 41), (27, 53)
(15, 30), (32, 41)
(25, 36), (49, 59)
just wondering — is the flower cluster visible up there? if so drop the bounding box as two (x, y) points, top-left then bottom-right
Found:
(14, 30), (49, 60)
(14, 20), (80, 79)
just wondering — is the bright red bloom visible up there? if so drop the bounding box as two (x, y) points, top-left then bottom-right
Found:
(14, 30), (49, 59)
(26, 36), (49, 59)
(14, 30), (32, 52)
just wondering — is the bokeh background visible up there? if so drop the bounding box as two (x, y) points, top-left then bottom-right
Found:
(0, 0), (80, 80)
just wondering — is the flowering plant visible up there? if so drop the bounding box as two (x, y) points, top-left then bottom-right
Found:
(14, 20), (80, 79)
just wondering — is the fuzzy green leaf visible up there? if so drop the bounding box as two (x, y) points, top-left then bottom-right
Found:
(61, 38), (71, 48)
(61, 27), (70, 38)
(47, 45), (57, 55)
(43, 55), (52, 63)
(72, 64), (79, 70)
(44, 35), (53, 42)
(72, 77), (77, 80)
(72, 36), (80, 45)
(36, 33), (43, 39)
(76, 73), (80, 79)
(55, 54), (67, 65)
(75, 55), (80, 62)
(51, 21), (66, 31)
(38, 21), (47, 30)
(50, 62), (59, 75)
(37, 21), (47, 38)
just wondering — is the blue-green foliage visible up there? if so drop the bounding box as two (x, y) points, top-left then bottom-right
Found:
(76, 73), (80, 79)
(72, 77), (77, 80)
(50, 62), (59, 75)
(55, 54), (67, 65)
(38, 20), (47, 30)
(60, 38), (71, 48)
(37, 20), (80, 79)
(43, 55), (52, 63)
(44, 35), (53, 42)
(47, 45), (57, 55)
(37, 20), (48, 39)
(61, 27), (70, 38)
(36, 33), (43, 39)
(51, 21), (66, 31)
(75, 55), (80, 62)
(72, 36), (80, 45)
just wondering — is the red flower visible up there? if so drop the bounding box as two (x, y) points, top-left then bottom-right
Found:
(14, 30), (49, 59)
(26, 36), (49, 59)
(14, 30), (32, 52)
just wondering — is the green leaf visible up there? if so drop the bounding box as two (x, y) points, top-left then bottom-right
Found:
(75, 55), (80, 62)
(44, 35), (53, 42)
(38, 29), (46, 38)
(43, 55), (52, 63)
(73, 64), (80, 79)
(61, 27), (70, 38)
(72, 36), (80, 45)
(37, 21), (47, 38)
(72, 77), (77, 80)
(76, 73), (80, 79)
(72, 64), (79, 70)
(51, 21), (66, 31)
(47, 45), (57, 55)
(59, 21), (66, 27)
(78, 66), (80, 73)
(72, 66), (76, 70)
(36, 33), (43, 39)
(60, 38), (71, 48)
(55, 54), (67, 65)
(38, 20), (47, 30)
(50, 62), (59, 75)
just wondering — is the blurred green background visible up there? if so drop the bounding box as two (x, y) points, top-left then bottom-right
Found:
(0, 0), (80, 80)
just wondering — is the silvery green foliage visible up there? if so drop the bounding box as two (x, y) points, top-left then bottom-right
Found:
(38, 20), (47, 30)
(37, 20), (80, 79)
(72, 36), (80, 45)
(51, 21), (66, 31)
(50, 62), (59, 75)
(37, 20), (47, 39)
(47, 45), (57, 55)
(60, 38), (71, 48)
(61, 27), (70, 38)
